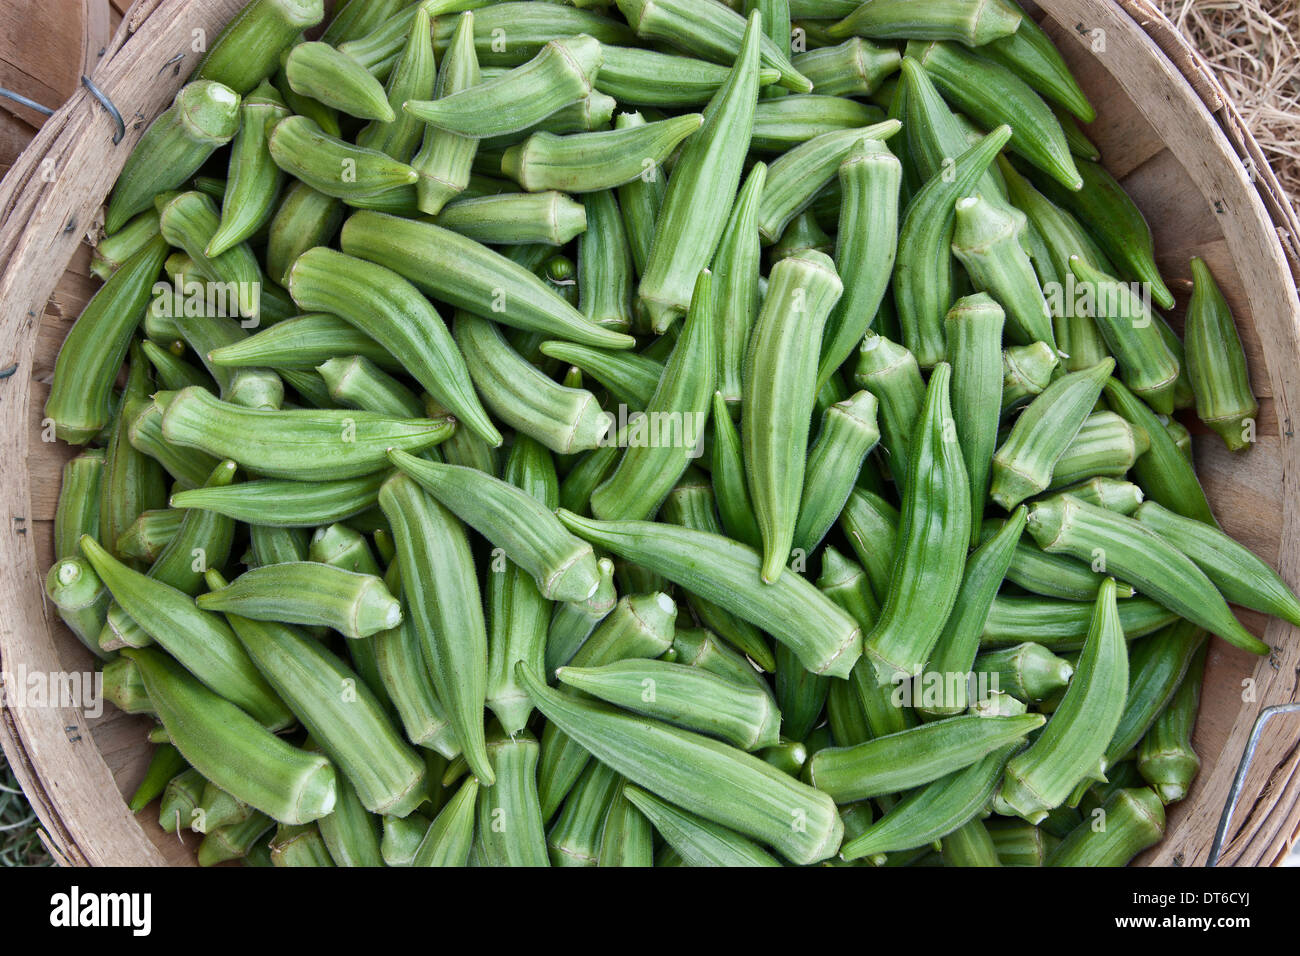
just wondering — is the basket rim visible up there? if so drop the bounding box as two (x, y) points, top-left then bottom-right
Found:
(0, 0), (1297, 867)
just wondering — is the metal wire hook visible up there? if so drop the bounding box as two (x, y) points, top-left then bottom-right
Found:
(0, 85), (54, 117)
(80, 75), (125, 144)
(1208, 701), (1300, 866)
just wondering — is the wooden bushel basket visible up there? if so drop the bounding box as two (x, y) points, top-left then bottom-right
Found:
(0, 0), (1297, 866)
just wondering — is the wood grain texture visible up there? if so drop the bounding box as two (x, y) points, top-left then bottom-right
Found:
(0, 0), (1297, 867)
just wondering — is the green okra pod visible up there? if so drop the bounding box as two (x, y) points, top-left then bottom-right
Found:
(383, 811), (433, 867)
(159, 768), (206, 833)
(195, 0), (323, 93)
(818, 138), (902, 390)
(989, 357), (1114, 509)
(126, 397), (223, 489)
(673, 626), (774, 698)
(127, 646), (333, 824)
(45, 236), (169, 443)
(918, 508), (1027, 719)
(548, 760), (621, 867)
(1185, 257), (1258, 451)
(1103, 620), (1205, 770)
(711, 391), (763, 550)
(434, 192), (588, 246)
(598, 783), (655, 867)
(637, 12), (762, 331)
(411, 777), (479, 866)
(208, 82), (289, 258)
(985, 519), (1132, 602)
(838, 488), (899, 604)
(713, 163), (768, 412)
(341, 211), (634, 349)
(557, 659), (781, 752)
(91, 209), (160, 281)
(405, 34), (603, 137)
(853, 334), (924, 487)
(596, 45), (779, 107)
(1035, 158), (1174, 311)
(792, 390), (880, 555)
(103, 654), (152, 715)
(1047, 411), (1146, 489)
(624, 786), (779, 867)
(198, 813), (275, 866)
(504, 113), (703, 194)
(982, 6), (1094, 121)
(807, 712), (1044, 803)
(455, 313), (611, 456)
(286, 41), (394, 123)
(591, 270), (715, 521)
(380, 472), (494, 785)
(47, 557), (111, 657)
(752, 95), (883, 153)
(355, 5), (437, 161)
(318, 356), (423, 417)
(105, 82), (242, 233)
(55, 451), (104, 561)
(478, 728), (550, 867)
(840, 742), (1019, 863)
(576, 189), (635, 334)
(791, 37), (901, 98)
(771, 211), (834, 262)
(208, 570), (423, 816)
(830, 0), (1021, 46)
(558, 512), (861, 678)
(864, 363), (971, 683)
(316, 773), (384, 868)
(952, 194), (1055, 348)
(545, 557), (617, 672)
(1137, 641), (1206, 804)
(942, 819), (1002, 867)
(266, 182), (344, 286)
(269, 116), (418, 200)
(617, 0), (810, 93)
(158, 386), (453, 481)
(907, 40), (1081, 191)
(774, 641), (828, 744)
(289, 247), (499, 445)
(1026, 496), (1268, 655)
(411, 11), (481, 215)
(1103, 377), (1217, 527)
(893, 124), (1013, 367)
(743, 250), (844, 582)
(1001, 341), (1059, 413)
(81, 535), (291, 728)
(1044, 477), (1146, 516)
(389, 450), (600, 603)
(945, 293), (1006, 545)
(520, 665), (841, 865)
(975, 642), (1075, 704)
(194, 780), (253, 834)
(129, 743), (187, 813)
(1048, 787), (1165, 865)
(615, 111), (667, 280)
(157, 191), (264, 325)
(207, 312), (396, 371)
(1067, 257), (1180, 415)
(1134, 501), (1300, 626)
(171, 474), (385, 528)
(982, 594), (1175, 651)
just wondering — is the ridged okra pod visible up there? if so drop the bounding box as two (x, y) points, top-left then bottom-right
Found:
(577, 190), (635, 333)
(807, 712), (1044, 803)
(1046, 477), (1145, 516)
(316, 772), (384, 868)
(838, 488), (899, 603)
(404, 35), (603, 138)
(171, 473), (385, 529)
(104, 83), (241, 233)
(636, 13), (761, 331)
(544, 557), (616, 672)
(454, 313), (610, 455)
(266, 182), (344, 286)
(982, 595), (1175, 651)
(408, 12), (480, 216)
(341, 212), (633, 349)
(433, 192), (588, 247)
(207, 312), (395, 371)
(1026, 496), (1268, 655)
(863, 363), (970, 683)
(1048, 787), (1165, 865)
(411, 778), (479, 866)
(818, 138), (902, 390)
(774, 641), (828, 743)
(852, 334), (923, 487)
(504, 113), (703, 194)
(840, 742), (1019, 862)
(918, 508), (1026, 719)
(616, 0), (810, 93)
(829, 0), (1021, 46)
(126, 646), (333, 825)
(318, 356), (422, 417)
(46, 558), (111, 656)
(285, 41), (394, 123)
(591, 270), (715, 521)
(596, 784), (655, 867)
(751, 95), (883, 153)
(1103, 620), (1205, 771)
(792, 38), (901, 97)
(537, 343), (661, 410)
(158, 386), (453, 481)
(55, 450), (104, 559)
(520, 666), (840, 864)
(1067, 257), (1180, 415)
(624, 786), (779, 867)
(288, 247), (499, 445)
(379, 473), (494, 785)
(206, 83), (289, 258)
(743, 250), (843, 582)
(557, 659), (780, 752)
(478, 729), (550, 867)
(989, 357), (1114, 509)
(976, 642), (1075, 705)
(159, 768), (206, 833)
(45, 236), (168, 443)
(558, 513), (861, 678)
(1185, 257), (1258, 451)
(710, 392), (763, 550)
(1103, 377), (1217, 527)
(982, 8), (1095, 121)
(91, 209), (160, 281)
(952, 195), (1055, 348)
(1137, 641), (1206, 804)
(197, 812), (275, 866)
(595, 45), (778, 107)
(712, 163), (767, 410)
(1001, 342), (1058, 414)
(548, 760), (620, 866)
(80, 536), (291, 728)
(893, 125), (1013, 367)
(792, 391), (880, 555)
(945, 293), (1006, 544)
(355, 6), (437, 161)
(615, 112), (666, 279)
(906, 41), (1081, 191)
(1134, 501), (1300, 626)
(129, 743), (187, 813)
(1048, 411), (1146, 489)
(269, 116), (417, 200)
(194, 0), (323, 94)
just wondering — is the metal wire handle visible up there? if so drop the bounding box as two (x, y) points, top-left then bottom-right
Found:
(1208, 702), (1300, 866)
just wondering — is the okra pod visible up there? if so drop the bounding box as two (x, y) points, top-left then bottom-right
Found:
(982, 594), (1175, 651)
(380, 473), (494, 784)
(615, 112), (667, 280)
(411, 778), (479, 866)
(989, 358), (1114, 509)
(1001, 341), (1059, 413)
(1137, 641), (1206, 804)
(269, 116), (417, 200)
(1044, 477), (1145, 516)
(434, 192), (588, 246)
(1047, 411), (1146, 489)
(129, 743), (188, 813)
(194, 0), (324, 94)
(411, 12), (481, 215)
(1104, 620), (1205, 769)
(316, 772), (384, 868)
(710, 392), (763, 550)
(266, 182), (344, 286)
(625, 785), (779, 867)
(713, 163), (767, 410)
(598, 783), (655, 867)
(945, 293), (1006, 545)
(194, 780), (253, 834)
(830, 0), (1022, 46)
(1185, 257), (1258, 451)
(318, 356), (423, 417)
(976, 642), (1075, 704)
(159, 768), (206, 833)
(1048, 787), (1165, 865)
(208, 82), (290, 258)
(545, 557), (617, 672)
(171, 473), (385, 529)
(115, 509), (182, 564)
(792, 38), (901, 98)
(982, 7), (1094, 121)
(355, 6), (437, 161)
(792, 391), (880, 555)
(477, 728), (550, 867)
(575, 190), (635, 333)
(207, 312), (397, 371)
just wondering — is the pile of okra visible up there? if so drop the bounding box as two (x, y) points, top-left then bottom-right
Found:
(42, 0), (1289, 867)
